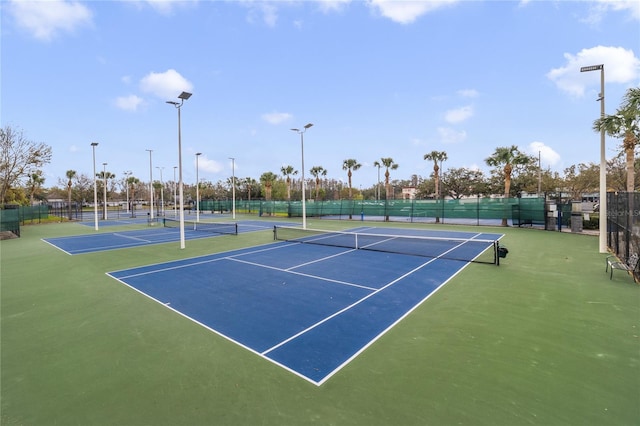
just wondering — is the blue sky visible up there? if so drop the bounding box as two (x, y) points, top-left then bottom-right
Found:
(2, 0), (639, 190)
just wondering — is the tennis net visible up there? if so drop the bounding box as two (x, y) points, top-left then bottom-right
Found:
(273, 226), (503, 265)
(163, 218), (238, 235)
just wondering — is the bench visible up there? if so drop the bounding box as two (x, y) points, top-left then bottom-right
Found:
(605, 255), (639, 282)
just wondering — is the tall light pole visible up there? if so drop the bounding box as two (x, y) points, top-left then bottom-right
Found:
(580, 64), (606, 253)
(291, 123), (313, 229)
(229, 157), (236, 219)
(195, 152), (202, 222)
(167, 91), (192, 249)
(156, 166), (164, 217)
(102, 163), (108, 220)
(146, 149), (154, 221)
(91, 142), (99, 230)
(376, 162), (381, 201)
(124, 170), (132, 214)
(173, 166), (178, 218)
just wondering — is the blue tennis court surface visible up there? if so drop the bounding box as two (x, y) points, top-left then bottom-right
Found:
(108, 227), (503, 385)
(43, 220), (298, 255)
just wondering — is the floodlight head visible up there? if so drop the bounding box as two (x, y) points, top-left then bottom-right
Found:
(91, 142), (99, 147)
(304, 123), (313, 129)
(196, 152), (202, 156)
(178, 91), (192, 100)
(166, 101), (179, 106)
(291, 128), (299, 132)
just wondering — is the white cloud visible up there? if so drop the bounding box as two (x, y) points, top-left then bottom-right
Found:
(262, 111), (292, 125)
(547, 46), (640, 97)
(527, 141), (561, 167)
(437, 127), (467, 144)
(316, 0), (351, 13)
(139, 69), (193, 100)
(115, 95), (145, 112)
(9, 0), (93, 41)
(242, 1), (279, 27)
(367, 0), (459, 24)
(444, 105), (474, 124)
(457, 89), (479, 98)
(194, 155), (224, 174)
(583, 0), (640, 25)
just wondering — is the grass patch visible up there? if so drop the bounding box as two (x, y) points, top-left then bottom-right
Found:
(1, 218), (638, 425)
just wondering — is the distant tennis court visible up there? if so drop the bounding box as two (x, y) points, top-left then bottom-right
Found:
(108, 226), (503, 385)
(42, 220), (297, 255)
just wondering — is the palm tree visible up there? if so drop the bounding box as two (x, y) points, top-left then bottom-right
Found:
(260, 172), (278, 201)
(379, 157), (399, 221)
(126, 176), (140, 213)
(593, 87), (640, 192)
(27, 172), (45, 206)
(423, 151), (448, 198)
(310, 166), (327, 201)
(65, 170), (76, 220)
(342, 159), (361, 219)
(423, 151), (448, 223)
(280, 165), (298, 201)
(485, 145), (531, 226)
(243, 177), (258, 203)
(379, 157), (399, 200)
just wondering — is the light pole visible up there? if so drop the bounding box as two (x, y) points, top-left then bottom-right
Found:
(291, 123), (313, 229)
(580, 64), (606, 253)
(167, 91), (192, 249)
(146, 149), (154, 221)
(229, 157), (236, 219)
(173, 166), (178, 218)
(156, 166), (164, 216)
(376, 162), (381, 201)
(124, 170), (132, 214)
(102, 163), (108, 220)
(195, 152), (202, 222)
(91, 142), (99, 230)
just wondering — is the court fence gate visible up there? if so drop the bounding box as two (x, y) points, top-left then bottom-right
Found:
(607, 192), (640, 281)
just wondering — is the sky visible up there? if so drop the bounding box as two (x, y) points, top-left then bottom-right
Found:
(2, 0), (639, 191)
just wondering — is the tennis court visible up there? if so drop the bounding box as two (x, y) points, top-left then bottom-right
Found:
(108, 226), (503, 385)
(42, 220), (297, 255)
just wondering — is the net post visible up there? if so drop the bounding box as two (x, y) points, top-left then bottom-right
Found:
(273, 225), (277, 240)
(495, 241), (500, 266)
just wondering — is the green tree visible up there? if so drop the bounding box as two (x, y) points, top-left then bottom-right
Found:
(27, 171), (45, 206)
(65, 170), (77, 220)
(485, 145), (531, 226)
(280, 165), (298, 201)
(309, 166), (327, 201)
(423, 151), (448, 199)
(440, 167), (487, 199)
(0, 126), (52, 204)
(593, 86), (640, 192)
(342, 159), (361, 219)
(378, 157), (399, 221)
(260, 172), (278, 201)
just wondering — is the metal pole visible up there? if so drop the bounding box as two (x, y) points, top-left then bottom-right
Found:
(124, 171), (131, 214)
(580, 64), (607, 253)
(598, 66), (607, 253)
(102, 163), (107, 220)
(173, 166), (178, 218)
(156, 167), (164, 216)
(195, 153), (201, 222)
(178, 107), (186, 247)
(229, 157), (236, 219)
(167, 91), (191, 249)
(291, 124), (313, 229)
(91, 142), (99, 230)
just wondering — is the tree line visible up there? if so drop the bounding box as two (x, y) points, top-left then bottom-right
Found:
(2, 88), (638, 211)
